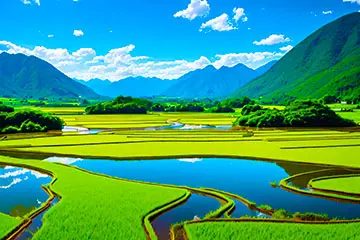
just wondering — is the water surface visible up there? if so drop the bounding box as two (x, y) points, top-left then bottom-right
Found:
(62, 157), (360, 219)
(152, 194), (220, 240)
(0, 166), (51, 216)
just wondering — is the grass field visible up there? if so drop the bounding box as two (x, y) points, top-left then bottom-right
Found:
(0, 213), (21, 239)
(1, 109), (360, 240)
(0, 156), (187, 240)
(1, 129), (359, 168)
(59, 112), (238, 129)
(185, 221), (360, 240)
(311, 176), (360, 195)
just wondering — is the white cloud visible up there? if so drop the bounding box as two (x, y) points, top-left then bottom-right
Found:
(254, 34), (291, 46)
(174, 0), (210, 20)
(178, 158), (203, 163)
(213, 52), (284, 69)
(0, 178), (22, 189)
(279, 45), (293, 52)
(72, 48), (96, 59)
(343, 0), (360, 4)
(22, 0), (39, 6)
(73, 30), (84, 37)
(48, 34), (54, 38)
(0, 168), (48, 179)
(322, 10), (333, 15)
(0, 40), (285, 81)
(0, 169), (28, 178)
(200, 14), (236, 32)
(233, 8), (247, 22)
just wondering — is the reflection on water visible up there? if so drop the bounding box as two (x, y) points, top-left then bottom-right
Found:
(62, 126), (102, 135)
(230, 199), (267, 218)
(59, 157), (360, 220)
(17, 198), (59, 240)
(0, 166), (51, 216)
(10, 205), (36, 217)
(45, 157), (83, 165)
(145, 122), (232, 131)
(152, 194), (220, 240)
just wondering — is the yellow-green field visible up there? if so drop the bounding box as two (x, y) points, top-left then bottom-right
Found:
(311, 176), (360, 195)
(1, 110), (360, 240)
(59, 112), (238, 129)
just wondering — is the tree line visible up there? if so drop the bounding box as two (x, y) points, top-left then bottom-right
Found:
(0, 104), (63, 134)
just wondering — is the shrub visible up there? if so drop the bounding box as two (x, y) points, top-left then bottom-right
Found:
(150, 103), (166, 112)
(175, 103), (204, 112)
(4, 111), (63, 130)
(0, 104), (14, 113)
(2, 126), (20, 134)
(293, 212), (330, 221)
(320, 95), (338, 104)
(209, 105), (235, 113)
(234, 100), (356, 128)
(20, 120), (46, 133)
(0, 110), (63, 133)
(223, 97), (255, 108)
(241, 104), (263, 116)
(258, 205), (273, 211)
(272, 209), (291, 219)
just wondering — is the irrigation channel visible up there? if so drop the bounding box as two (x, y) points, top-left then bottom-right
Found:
(43, 157), (360, 240)
(62, 122), (232, 134)
(0, 165), (54, 239)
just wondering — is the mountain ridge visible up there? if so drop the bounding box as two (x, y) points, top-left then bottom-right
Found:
(0, 52), (100, 99)
(80, 61), (277, 99)
(234, 12), (360, 102)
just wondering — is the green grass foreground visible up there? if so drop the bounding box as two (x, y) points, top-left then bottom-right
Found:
(311, 176), (360, 195)
(0, 213), (21, 239)
(184, 221), (360, 240)
(0, 156), (187, 240)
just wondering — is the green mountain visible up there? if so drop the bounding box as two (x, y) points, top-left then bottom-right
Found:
(235, 12), (360, 103)
(0, 52), (100, 99)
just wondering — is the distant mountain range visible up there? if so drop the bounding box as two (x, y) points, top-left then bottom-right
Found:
(78, 77), (174, 98)
(0, 52), (100, 99)
(235, 12), (360, 102)
(79, 61), (276, 99)
(1, 13), (359, 101)
(163, 61), (276, 99)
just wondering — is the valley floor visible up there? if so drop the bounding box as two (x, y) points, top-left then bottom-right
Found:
(0, 113), (360, 240)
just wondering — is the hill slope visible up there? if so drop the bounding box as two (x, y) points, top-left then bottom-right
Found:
(163, 62), (275, 99)
(235, 12), (360, 102)
(79, 77), (174, 98)
(0, 52), (100, 99)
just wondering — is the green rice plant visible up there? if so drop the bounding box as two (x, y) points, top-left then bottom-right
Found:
(0, 156), (186, 240)
(0, 213), (21, 239)
(184, 221), (360, 240)
(311, 176), (360, 195)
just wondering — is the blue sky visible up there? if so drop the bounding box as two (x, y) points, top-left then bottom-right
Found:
(0, 0), (359, 81)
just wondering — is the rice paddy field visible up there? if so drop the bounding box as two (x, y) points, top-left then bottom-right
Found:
(185, 221), (360, 240)
(0, 213), (20, 239)
(311, 176), (360, 195)
(0, 109), (360, 240)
